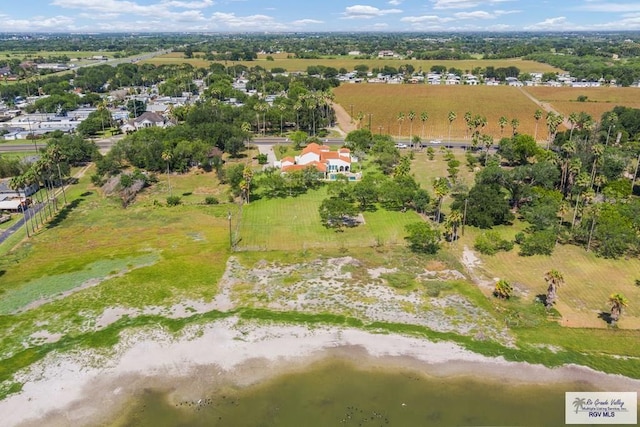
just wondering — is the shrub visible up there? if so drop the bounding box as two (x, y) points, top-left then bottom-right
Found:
(166, 196), (182, 206)
(519, 229), (556, 256)
(91, 174), (105, 187)
(257, 153), (268, 164)
(204, 196), (219, 205)
(474, 231), (514, 255)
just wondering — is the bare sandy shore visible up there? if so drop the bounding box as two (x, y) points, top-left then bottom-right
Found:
(2, 317), (639, 427)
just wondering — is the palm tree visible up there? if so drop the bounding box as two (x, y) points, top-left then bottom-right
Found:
(432, 177), (450, 223)
(533, 109), (543, 141)
(498, 116), (508, 136)
(546, 111), (564, 149)
(481, 134), (494, 154)
(241, 165), (253, 204)
(572, 397), (587, 414)
(463, 111), (472, 139)
(589, 143), (605, 189)
(544, 269), (564, 309)
(293, 101), (302, 130)
(493, 279), (513, 299)
(9, 174), (31, 238)
(23, 168), (45, 227)
(571, 172), (591, 229)
(447, 111), (457, 142)
(45, 145), (67, 206)
(608, 293), (628, 326)
(34, 159), (55, 217)
(277, 103), (287, 136)
(407, 110), (416, 144)
(568, 112), (579, 141)
(356, 111), (365, 130)
(445, 210), (463, 242)
(560, 141), (576, 195)
(420, 111), (428, 139)
(397, 112), (405, 138)
(510, 118), (520, 136)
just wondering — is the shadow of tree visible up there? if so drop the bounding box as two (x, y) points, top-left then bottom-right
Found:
(535, 293), (548, 306)
(46, 198), (84, 229)
(598, 311), (613, 324)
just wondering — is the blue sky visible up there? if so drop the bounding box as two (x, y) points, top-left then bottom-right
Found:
(1, 0), (640, 32)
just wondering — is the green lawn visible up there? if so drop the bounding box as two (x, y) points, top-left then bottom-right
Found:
(238, 186), (421, 251)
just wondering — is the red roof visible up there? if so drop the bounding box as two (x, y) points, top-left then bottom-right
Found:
(282, 162), (327, 173)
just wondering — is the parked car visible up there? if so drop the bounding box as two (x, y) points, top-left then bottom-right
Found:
(395, 143), (408, 149)
(429, 139), (442, 144)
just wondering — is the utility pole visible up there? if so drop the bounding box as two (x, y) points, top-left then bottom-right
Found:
(462, 198), (468, 236)
(227, 210), (233, 250)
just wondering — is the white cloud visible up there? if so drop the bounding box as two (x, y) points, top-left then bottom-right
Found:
(401, 15), (454, 23)
(0, 15), (75, 31)
(577, 2), (640, 13)
(291, 19), (324, 25)
(494, 9), (520, 16)
(160, 0), (214, 8)
(209, 12), (286, 30)
(342, 5), (402, 19)
(454, 11), (495, 19)
(388, 0), (403, 5)
(431, 0), (511, 10)
(489, 23), (513, 30)
(524, 16), (569, 30)
(589, 13), (640, 30)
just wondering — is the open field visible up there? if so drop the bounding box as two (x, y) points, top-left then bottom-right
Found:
(145, 53), (563, 74)
(2, 148), (640, 409)
(238, 186), (420, 251)
(461, 227), (640, 328)
(523, 86), (640, 120)
(334, 84), (548, 140)
(0, 51), (115, 60)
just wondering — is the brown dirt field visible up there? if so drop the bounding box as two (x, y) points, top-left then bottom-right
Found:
(523, 86), (640, 120)
(333, 84), (547, 141)
(144, 54), (563, 74)
(332, 102), (356, 135)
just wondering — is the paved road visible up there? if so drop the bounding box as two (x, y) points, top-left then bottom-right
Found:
(0, 137), (491, 154)
(0, 203), (43, 245)
(0, 135), (122, 154)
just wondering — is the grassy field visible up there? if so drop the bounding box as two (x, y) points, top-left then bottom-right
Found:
(238, 186), (420, 251)
(334, 84), (548, 140)
(0, 51), (115, 60)
(523, 86), (640, 120)
(2, 145), (640, 398)
(144, 53), (563, 74)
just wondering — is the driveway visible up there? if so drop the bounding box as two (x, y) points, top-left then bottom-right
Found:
(256, 143), (278, 169)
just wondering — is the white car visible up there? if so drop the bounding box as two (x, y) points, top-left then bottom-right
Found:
(395, 143), (408, 149)
(429, 139), (442, 144)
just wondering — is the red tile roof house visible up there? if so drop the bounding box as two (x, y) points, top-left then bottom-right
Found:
(274, 143), (361, 180)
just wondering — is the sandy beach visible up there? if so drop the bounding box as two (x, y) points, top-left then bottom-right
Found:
(2, 316), (639, 427)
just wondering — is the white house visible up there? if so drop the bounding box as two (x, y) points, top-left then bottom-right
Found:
(274, 143), (358, 179)
(120, 111), (172, 133)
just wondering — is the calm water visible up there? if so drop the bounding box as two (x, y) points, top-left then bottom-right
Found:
(113, 359), (594, 427)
